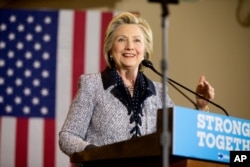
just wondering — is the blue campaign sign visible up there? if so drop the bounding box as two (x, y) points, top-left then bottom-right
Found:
(172, 106), (250, 163)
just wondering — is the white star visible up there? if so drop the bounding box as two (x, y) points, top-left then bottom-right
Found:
(34, 42), (41, 50)
(27, 16), (34, 23)
(41, 88), (49, 96)
(17, 24), (25, 32)
(24, 69), (32, 78)
(25, 51), (32, 59)
(5, 105), (12, 113)
(33, 79), (40, 87)
(41, 70), (49, 78)
(23, 106), (30, 114)
(0, 41), (6, 49)
(9, 15), (16, 22)
(14, 96), (22, 105)
(8, 51), (15, 58)
(8, 33), (15, 40)
(32, 97), (40, 105)
(16, 41), (24, 50)
(16, 59), (23, 68)
(0, 96), (4, 103)
(0, 23), (7, 31)
(42, 52), (50, 60)
(33, 60), (41, 68)
(44, 16), (52, 24)
(15, 78), (22, 86)
(0, 78), (4, 85)
(6, 87), (13, 95)
(7, 68), (14, 76)
(43, 34), (51, 42)
(41, 107), (48, 115)
(23, 87), (31, 96)
(0, 59), (5, 67)
(26, 33), (33, 41)
(35, 25), (42, 33)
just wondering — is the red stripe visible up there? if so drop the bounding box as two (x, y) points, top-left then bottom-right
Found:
(72, 11), (86, 99)
(99, 12), (114, 71)
(15, 118), (28, 167)
(43, 119), (55, 167)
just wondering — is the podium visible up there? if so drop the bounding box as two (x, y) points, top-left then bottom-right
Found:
(70, 107), (232, 167)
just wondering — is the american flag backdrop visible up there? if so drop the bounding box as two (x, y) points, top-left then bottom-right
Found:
(0, 8), (117, 167)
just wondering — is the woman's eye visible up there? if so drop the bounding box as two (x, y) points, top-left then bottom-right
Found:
(135, 39), (141, 43)
(118, 38), (125, 42)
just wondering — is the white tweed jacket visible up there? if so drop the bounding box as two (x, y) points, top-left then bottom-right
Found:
(59, 69), (174, 156)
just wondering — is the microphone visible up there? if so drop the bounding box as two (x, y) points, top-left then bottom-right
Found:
(142, 59), (229, 116)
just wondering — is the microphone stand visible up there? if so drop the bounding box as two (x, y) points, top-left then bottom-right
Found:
(143, 59), (229, 116)
(148, 1), (178, 167)
(160, 2), (170, 167)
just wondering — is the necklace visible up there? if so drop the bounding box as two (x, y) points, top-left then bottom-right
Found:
(125, 79), (135, 97)
(126, 85), (134, 97)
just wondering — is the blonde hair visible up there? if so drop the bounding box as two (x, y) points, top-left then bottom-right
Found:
(104, 12), (153, 68)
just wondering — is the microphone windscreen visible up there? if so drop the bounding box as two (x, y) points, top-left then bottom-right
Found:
(141, 60), (153, 68)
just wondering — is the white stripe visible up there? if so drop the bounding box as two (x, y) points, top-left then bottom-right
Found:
(84, 11), (101, 74)
(55, 10), (74, 167)
(0, 117), (16, 167)
(28, 118), (43, 167)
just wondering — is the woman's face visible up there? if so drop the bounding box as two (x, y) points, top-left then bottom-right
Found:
(110, 24), (145, 71)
